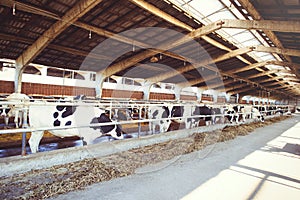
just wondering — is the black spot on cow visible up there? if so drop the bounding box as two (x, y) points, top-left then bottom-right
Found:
(195, 106), (211, 121)
(161, 106), (170, 118)
(55, 105), (77, 118)
(90, 113), (114, 133)
(62, 106), (77, 118)
(56, 106), (65, 111)
(53, 119), (61, 126)
(171, 106), (184, 120)
(0, 105), (10, 116)
(65, 121), (72, 126)
(152, 110), (159, 119)
(53, 112), (59, 118)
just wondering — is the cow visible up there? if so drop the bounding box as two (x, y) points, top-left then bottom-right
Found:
(266, 106), (276, 116)
(193, 105), (213, 126)
(225, 105), (243, 123)
(240, 105), (264, 122)
(28, 104), (125, 153)
(148, 105), (172, 134)
(110, 106), (146, 121)
(211, 106), (226, 124)
(170, 104), (194, 129)
(255, 105), (267, 116)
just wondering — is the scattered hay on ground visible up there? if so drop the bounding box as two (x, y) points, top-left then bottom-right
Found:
(0, 115), (291, 199)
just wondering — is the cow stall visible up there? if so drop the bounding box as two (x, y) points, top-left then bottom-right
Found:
(0, 94), (292, 157)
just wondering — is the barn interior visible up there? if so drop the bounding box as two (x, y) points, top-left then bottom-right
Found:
(0, 0), (300, 103)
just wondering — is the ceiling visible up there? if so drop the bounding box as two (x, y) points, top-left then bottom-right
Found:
(0, 0), (299, 100)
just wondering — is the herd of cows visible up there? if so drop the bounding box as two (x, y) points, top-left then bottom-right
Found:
(0, 93), (291, 154)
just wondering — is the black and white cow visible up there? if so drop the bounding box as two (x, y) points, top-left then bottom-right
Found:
(266, 106), (276, 116)
(193, 105), (213, 126)
(28, 104), (125, 153)
(225, 105), (243, 123)
(170, 104), (193, 129)
(148, 105), (172, 134)
(211, 106), (226, 124)
(241, 105), (264, 122)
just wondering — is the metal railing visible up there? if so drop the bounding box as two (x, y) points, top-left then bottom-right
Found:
(0, 98), (291, 156)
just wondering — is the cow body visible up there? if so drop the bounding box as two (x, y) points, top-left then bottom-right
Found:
(148, 105), (172, 134)
(170, 105), (193, 129)
(193, 105), (213, 126)
(211, 106), (226, 124)
(225, 105), (243, 123)
(28, 105), (124, 153)
(241, 105), (264, 122)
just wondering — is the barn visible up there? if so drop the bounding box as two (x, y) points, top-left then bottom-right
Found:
(0, 0), (299, 199)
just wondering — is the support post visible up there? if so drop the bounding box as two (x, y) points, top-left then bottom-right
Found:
(196, 88), (203, 102)
(174, 85), (182, 101)
(14, 62), (25, 93)
(95, 73), (106, 98)
(21, 108), (28, 156)
(142, 81), (153, 101)
(211, 91), (220, 103)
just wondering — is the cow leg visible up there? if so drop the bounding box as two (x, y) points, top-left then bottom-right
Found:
(4, 116), (9, 126)
(230, 114), (234, 123)
(29, 131), (44, 153)
(186, 119), (192, 129)
(205, 120), (211, 126)
(242, 114), (246, 122)
(148, 122), (153, 134)
(18, 112), (23, 127)
(235, 114), (239, 123)
(14, 110), (19, 128)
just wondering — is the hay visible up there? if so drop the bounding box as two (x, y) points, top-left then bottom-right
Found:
(0, 115), (292, 199)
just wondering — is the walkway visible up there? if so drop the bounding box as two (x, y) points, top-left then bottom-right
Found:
(50, 114), (300, 200)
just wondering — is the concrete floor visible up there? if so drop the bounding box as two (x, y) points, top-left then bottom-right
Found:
(50, 114), (300, 200)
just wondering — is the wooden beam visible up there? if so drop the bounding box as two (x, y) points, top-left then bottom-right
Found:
(220, 19), (300, 33)
(15, 0), (104, 66)
(247, 69), (281, 79)
(129, 0), (193, 31)
(3, 0), (298, 97)
(255, 46), (300, 58)
(225, 60), (269, 74)
(254, 46), (300, 79)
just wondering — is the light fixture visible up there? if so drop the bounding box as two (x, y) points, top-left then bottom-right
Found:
(89, 30), (92, 39)
(150, 56), (158, 63)
(12, 3), (16, 15)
